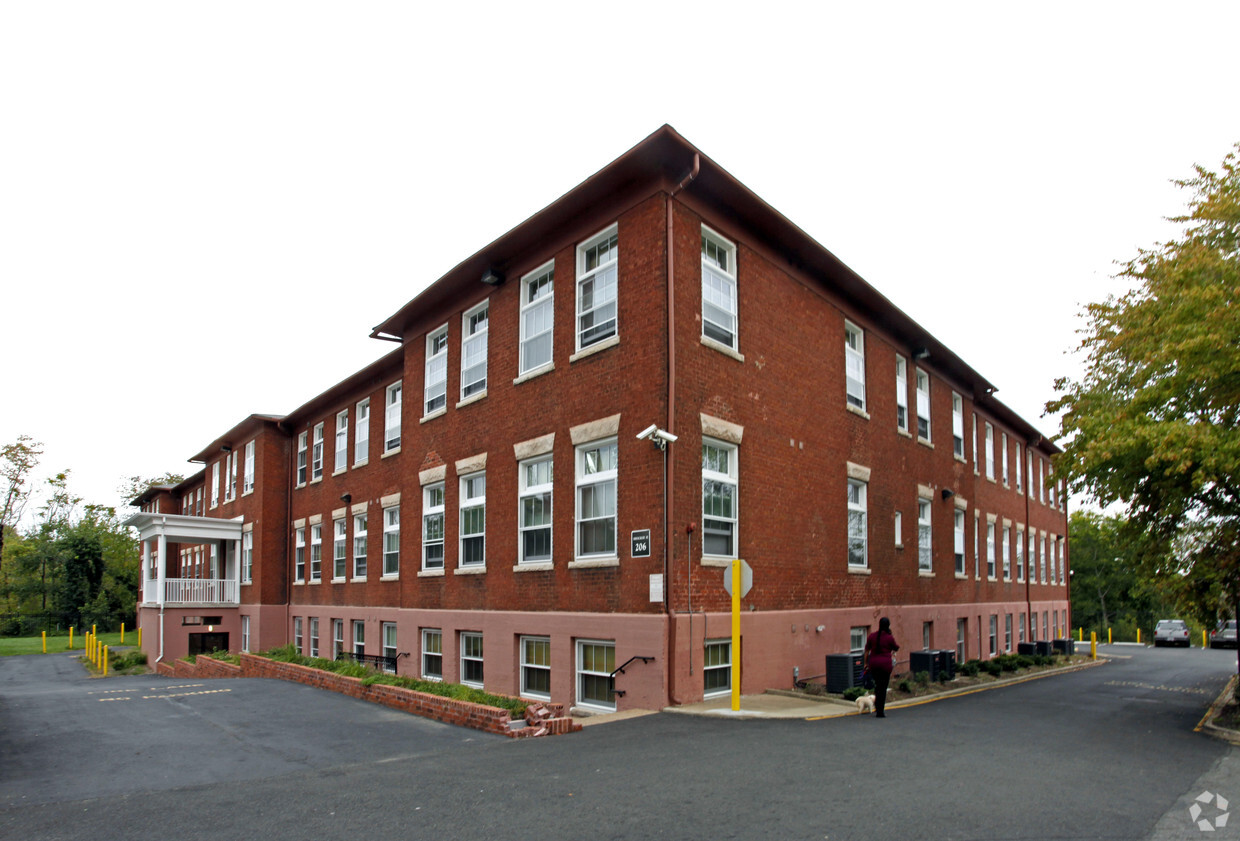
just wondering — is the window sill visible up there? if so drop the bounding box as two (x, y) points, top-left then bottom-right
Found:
(332, 577), (345, 584)
(456, 391), (487, 410)
(354, 459), (369, 469)
(420, 408), (447, 425)
(293, 580), (305, 586)
(295, 483), (306, 491)
(514, 562), (554, 572)
(987, 576), (998, 582)
(568, 557), (620, 569)
(350, 576), (367, 583)
(700, 335), (745, 363)
(986, 476), (997, 484)
(895, 543), (904, 550)
(242, 489), (254, 498)
(309, 578), (322, 585)
(310, 477), (323, 486)
(700, 557), (734, 568)
(332, 468), (347, 478)
(418, 568), (445, 578)
(954, 454), (966, 464)
(917, 437), (934, 450)
(454, 565), (486, 575)
(514, 362), (555, 385)
(897, 429), (912, 439)
(919, 570), (935, 578)
(848, 566), (872, 575)
(845, 403), (870, 420)
(382, 447), (401, 459)
(570, 334), (619, 363)
(955, 573), (969, 580)
(380, 574), (399, 582)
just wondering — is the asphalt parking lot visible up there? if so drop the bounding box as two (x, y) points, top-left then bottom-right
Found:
(3, 644), (1238, 841)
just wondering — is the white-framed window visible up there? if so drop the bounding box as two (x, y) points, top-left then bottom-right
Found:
(704, 639), (731, 697)
(1015, 442), (1023, 491)
(425, 328), (448, 415)
(972, 415), (979, 475)
(353, 512), (368, 578)
(576, 639), (615, 711)
(703, 439), (738, 558)
(459, 472), (486, 567)
(954, 509), (965, 575)
(895, 355), (909, 431)
(352, 620), (365, 657)
(461, 302), (488, 400)
(333, 619), (344, 659)
(1029, 532), (1037, 582)
(294, 527), (306, 582)
(894, 510), (903, 547)
(309, 617), (319, 658)
(1005, 614), (1013, 653)
(422, 628), (442, 680)
(385, 381), (402, 452)
(984, 422), (995, 481)
(243, 440), (255, 494)
(1040, 534), (1048, 583)
(1002, 526), (1011, 580)
(355, 398), (370, 465)
(335, 410), (348, 473)
(196, 487), (203, 516)
(460, 632), (484, 687)
(1038, 458), (1045, 503)
(423, 483), (445, 570)
(383, 506), (399, 576)
(952, 393), (964, 458)
(956, 618), (967, 663)
(382, 622), (397, 673)
(923, 622), (933, 651)
(333, 518), (347, 579)
(312, 422), (324, 481)
(1016, 528), (1026, 582)
(293, 616), (303, 653)
(310, 524), (322, 582)
(915, 369), (931, 441)
(520, 262), (554, 374)
(226, 451), (237, 501)
(988, 615), (997, 657)
(850, 627), (868, 656)
(576, 440), (618, 559)
(1027, 450), (1035, 498)
(296, 432), (308, 486)
(918, 497), (932, 571)
(1001, 433), (1009, 485)
(520, 635), (551, 699)
(241, 615), (250, 653)
(847, 478), (867, 568)
(519, 456), (553, 564)
(242, 531), (253, 583)
(211, 461), (220, 508)
(844, 321), (866, 411)
(701, 226), (738, 349)
(576, 226), (618, 350)
(986, 522), (996, 579)
(1058, 538), (1065, 584)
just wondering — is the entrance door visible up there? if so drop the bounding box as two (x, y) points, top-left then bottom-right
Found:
(188, 632), (230, 656)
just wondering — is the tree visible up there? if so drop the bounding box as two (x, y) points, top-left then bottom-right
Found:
(117, 472), (185, 512)
(1049, 143), (1240, 665)
(1067, 511), (1162, 637)
(0, 435), (43, 576)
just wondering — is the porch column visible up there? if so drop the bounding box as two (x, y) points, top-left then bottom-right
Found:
(156, 531), (167, 607)
(141, 538), (152, 604)
(232, 537), (242, 604)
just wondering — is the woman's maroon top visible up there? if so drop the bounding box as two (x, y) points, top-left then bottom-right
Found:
(865, 630), (900, 675)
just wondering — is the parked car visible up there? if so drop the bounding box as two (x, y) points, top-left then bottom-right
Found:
(1210, 620), (1237, 649)
(1154, 619), (1190, 647)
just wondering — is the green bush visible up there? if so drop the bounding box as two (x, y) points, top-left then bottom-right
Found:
(842, 686), (868, 701)
(913, 670), (931, 685)
(109, 649), (148, 672)
(958, 659), (981, 677)
(980, 659), (1003, 677)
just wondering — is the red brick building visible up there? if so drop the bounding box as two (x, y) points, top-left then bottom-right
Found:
(126, 126), (1070, 711)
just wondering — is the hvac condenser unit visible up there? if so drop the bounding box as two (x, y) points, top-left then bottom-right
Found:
(826, 653), (864, 693)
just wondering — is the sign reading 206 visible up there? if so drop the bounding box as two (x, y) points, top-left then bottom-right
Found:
(631, 529), (651, 558)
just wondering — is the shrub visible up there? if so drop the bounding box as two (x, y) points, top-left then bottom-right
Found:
(958, 659), (981, 677)
(980, 659), (1003, 677)
(110, 649), (148, 673)
(1015, 655), (1034, 669)
(913, 670), (931, 686)
(842, 686), (868, 701)
(205, 648), (240, 665)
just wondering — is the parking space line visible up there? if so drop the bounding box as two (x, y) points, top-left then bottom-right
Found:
(143, 689), (233, 700)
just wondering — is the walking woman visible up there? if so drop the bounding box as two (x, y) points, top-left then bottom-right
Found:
(863, 617), (900, 718)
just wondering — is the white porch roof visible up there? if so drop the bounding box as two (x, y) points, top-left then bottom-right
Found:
(123, 512), (244, 543)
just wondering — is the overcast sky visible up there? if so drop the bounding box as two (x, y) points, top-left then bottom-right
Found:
(2, 2), (1237, 519)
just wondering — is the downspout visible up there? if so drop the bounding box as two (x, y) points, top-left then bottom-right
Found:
(1024, 440), (1036, 641)
(279, 421), (295, 646)
(664, 153), (699, 705)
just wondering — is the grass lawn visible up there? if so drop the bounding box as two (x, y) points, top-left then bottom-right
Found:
(0, 631), (131, 656)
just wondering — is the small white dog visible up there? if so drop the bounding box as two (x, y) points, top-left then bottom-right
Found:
(855, 693), (876, 714)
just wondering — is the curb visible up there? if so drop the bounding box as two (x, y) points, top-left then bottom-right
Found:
(1196, 675), (1240, 746)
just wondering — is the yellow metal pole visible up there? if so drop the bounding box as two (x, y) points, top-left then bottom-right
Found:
(92, 624), (97, 638)
(69, 627), (74, 649)
(1090, 631), (1097, 660)
(103, 645), (109, 676)
(138, 627), (143, 649)
(42, 631), (47, 654)
(1137, 628), (1141, 644)
(1204, 630), (1209, 649)
(1078, 627), (1083, 642)
(120, 623), (125, 644)
(731, 559), (741, 712)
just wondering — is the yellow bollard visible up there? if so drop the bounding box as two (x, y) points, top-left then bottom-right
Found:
(1204, 630), (1209, 649)
(120, 623), (125, 644)
(69, 627), (74, 650)
(138, 627), (143, 649)
(1137, 628), (1141, 644)
(1078, 627), (1083, 642)
(1090, 631), (1097, 660)
(103, 646), (109, 676)
(1108, 627), (1112, 645)
(42, 631), (47, 654)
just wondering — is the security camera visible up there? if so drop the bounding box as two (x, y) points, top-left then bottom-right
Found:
(636, 424), (659, 441)
(652, 429), (678, 444)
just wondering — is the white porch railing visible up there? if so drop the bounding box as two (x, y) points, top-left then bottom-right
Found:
(161, 578), (239, 605)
